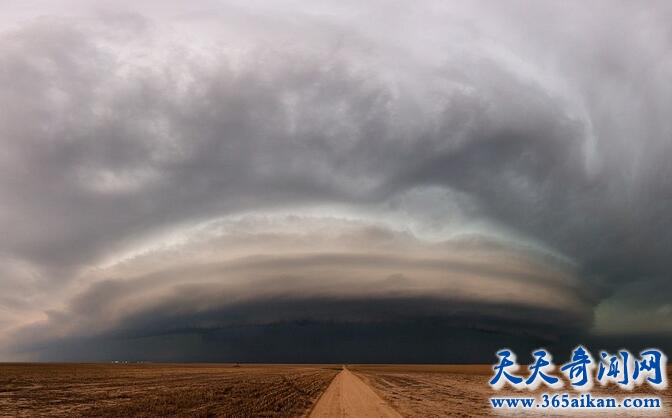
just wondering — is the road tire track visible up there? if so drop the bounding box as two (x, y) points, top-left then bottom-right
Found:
(309, 367), (403, 418)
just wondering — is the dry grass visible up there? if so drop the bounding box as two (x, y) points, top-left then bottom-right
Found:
(3, 363), (670, 417)
(0, 363), (339, 417)
(350, 365), (672, 417)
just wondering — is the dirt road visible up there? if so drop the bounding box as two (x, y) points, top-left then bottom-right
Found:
(309, 367), (403, 418)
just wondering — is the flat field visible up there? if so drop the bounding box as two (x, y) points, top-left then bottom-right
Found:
(1, 363), (671, 417)
(350, 364), (672, 417)
(0, 363), (339, 417)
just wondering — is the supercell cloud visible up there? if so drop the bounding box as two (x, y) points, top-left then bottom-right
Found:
(0, 0), (671, 361)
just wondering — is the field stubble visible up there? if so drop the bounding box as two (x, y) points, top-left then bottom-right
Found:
(2, 363), (671, 417)
(0, 363), (339, 417)
(351, 364), (672, 417)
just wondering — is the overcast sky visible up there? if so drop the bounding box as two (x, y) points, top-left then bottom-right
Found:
(1, 0), (671, 362)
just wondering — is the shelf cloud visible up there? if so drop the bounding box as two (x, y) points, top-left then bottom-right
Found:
(0, 0), (671, 361)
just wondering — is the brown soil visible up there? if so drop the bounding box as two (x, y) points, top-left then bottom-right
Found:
(309, 367), (401, 418)
(0, 363), (339, 417)
(351, 364), (672, 417)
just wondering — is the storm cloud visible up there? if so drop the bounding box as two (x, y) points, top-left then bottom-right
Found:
(0, 0), (671, 361)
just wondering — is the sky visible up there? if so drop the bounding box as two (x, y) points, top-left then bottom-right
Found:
(1, 0), (671, 362)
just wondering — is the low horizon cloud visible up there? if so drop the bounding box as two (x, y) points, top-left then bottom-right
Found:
(1, 0), (671, 362)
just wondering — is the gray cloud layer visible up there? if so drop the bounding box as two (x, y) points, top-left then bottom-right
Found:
(5, 218), (588, 357)
(0, 0), (671, 360)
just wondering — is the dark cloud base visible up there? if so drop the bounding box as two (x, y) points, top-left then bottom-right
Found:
(29, 321), (560, 364)
(17, 296), (591, 363)
(21, 296), (668, 364)
(1, 1), (672, 361)
(32, 321), (672, 364)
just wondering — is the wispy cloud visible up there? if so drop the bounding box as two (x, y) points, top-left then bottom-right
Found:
(0, 0), (671, 360)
